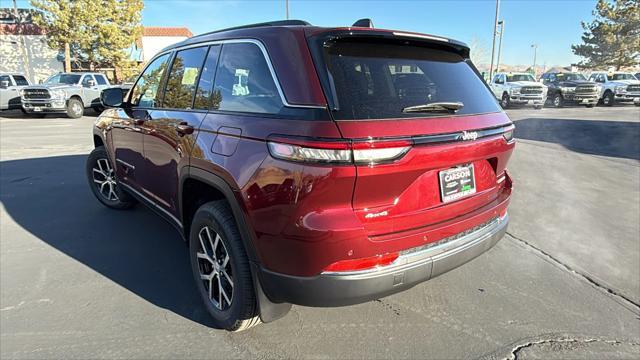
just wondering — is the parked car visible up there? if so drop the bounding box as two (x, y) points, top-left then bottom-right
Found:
(540, 72), (600, 107)
(0, 73), (30, 112)
(588, 71), (640, 106)
(489, 72), (547, 109)
(88, 19), (515, 331)
(20, 72), (113, 118)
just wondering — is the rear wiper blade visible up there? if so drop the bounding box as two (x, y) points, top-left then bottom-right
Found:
(402, 101), (464, 113)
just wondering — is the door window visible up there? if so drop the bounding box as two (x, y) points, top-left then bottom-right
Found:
(0, 75), (11, 86)
(13, 75), (28, 86)
(130, 53), (170, 108)
(163, 47), (208, 109)
(95, 74), (108, 85)
(493, 75), (503, 84)
(213, 42), (283, 114)
(193, 46), (221, 110)
(82, 75), (95, 87)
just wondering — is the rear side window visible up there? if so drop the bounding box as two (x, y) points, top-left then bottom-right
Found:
(163, 47), (208, 109)
(13, 75), (28, 85)
(131, 53), (170, 107)
(213, 42), (283, 114)
(324, 41), (500, 120)
(95, 75), (108, 85)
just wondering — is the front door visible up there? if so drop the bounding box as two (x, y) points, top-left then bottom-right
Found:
(110, 53), (171, 193)
(140, 45), (220, 218)
(81, 75), (100, 108)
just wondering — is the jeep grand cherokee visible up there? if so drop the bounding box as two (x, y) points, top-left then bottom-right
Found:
(88, 19), (515, 331)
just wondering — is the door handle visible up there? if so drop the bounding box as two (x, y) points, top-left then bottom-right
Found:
(133, 119), (145, 126)
(175, 123), (194, 136)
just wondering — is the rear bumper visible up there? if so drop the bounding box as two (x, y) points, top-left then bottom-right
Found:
(259, 213), (508, 307)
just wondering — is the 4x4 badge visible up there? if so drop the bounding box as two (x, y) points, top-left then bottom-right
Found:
(461, 131), (478, 141)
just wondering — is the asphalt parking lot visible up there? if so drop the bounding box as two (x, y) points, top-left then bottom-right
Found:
(1, 105), (639, 359)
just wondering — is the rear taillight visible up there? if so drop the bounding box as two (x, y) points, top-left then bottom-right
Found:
(351, 139), (412, 165)
(267, 136), (412, 165)
(323, 252), (399, 273)
(267, 141), (352, 164)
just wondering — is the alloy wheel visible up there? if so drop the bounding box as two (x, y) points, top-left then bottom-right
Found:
(72, 102), (83, 117)
(92, 158), (119, 201)
(197, 226), (234, 311)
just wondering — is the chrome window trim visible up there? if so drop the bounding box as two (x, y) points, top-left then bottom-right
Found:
(149, 39), (326, 110)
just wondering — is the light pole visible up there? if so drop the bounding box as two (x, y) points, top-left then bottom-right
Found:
(496, 20), (505, 74)
(285, 0), (289, 20)
(489, 0), (500, 80)
(531, 43), (538, 76)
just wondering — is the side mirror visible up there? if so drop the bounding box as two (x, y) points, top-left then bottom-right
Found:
(101, 87), (124, 108)
(0, 80), (9, 89)
(86, 79), (96, 87)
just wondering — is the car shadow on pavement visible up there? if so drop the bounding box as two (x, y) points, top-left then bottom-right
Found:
(0, 109), (100, 119)
(0, 154), (217, 328)
(513, 118), (640, 160)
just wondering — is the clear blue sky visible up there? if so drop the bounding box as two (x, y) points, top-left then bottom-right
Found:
(15, 0), (597, 66)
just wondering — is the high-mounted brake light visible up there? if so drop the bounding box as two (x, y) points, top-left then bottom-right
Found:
(323, 252), (399, 273)
(267, 136), (412, 165)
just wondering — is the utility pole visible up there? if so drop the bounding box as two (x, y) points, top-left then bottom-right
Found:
(531, 43), (538, 76)
(488, 0), (500, 81)
(496, 20), (505, 74)
(285, 0), (289, 20)
(12, 0), (32, 82)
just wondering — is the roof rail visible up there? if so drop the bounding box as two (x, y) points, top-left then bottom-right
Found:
(191, 20), (311, 39)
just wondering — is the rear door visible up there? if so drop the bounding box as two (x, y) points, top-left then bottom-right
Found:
(316, 38), (514, 237)
(81, 74), (100, 107)
(111, 53), (171, 192)
(139, 45), (218, 218)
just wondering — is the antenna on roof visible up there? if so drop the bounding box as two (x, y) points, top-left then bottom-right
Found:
(352, 18), (374, 28)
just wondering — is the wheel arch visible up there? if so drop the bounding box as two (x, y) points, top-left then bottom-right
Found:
(180, 166), (259, 262)
(180, 166), (292, 323)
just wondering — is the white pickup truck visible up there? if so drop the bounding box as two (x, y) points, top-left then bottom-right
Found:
(489, 72), (548, 109)
(0, 73), (31, 112)
(588, 72), (640, 106)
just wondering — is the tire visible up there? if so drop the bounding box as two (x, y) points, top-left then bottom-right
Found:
(500, 92), (510, 109)
(552, 93), (563, 108)
(86, 146), (136, 209)
(602, 91), (614, 107)
(189, 201), (260, 332)
(586, 104), (595, 108)
(67, 97), (84, 118)
(534, 105), (543, 110)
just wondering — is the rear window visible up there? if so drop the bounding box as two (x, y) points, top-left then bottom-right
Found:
(324, 41), (500, 120)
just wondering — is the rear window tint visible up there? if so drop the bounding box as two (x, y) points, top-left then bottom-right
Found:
(324, 41), (500, 120)
(213, 42), (284, 114)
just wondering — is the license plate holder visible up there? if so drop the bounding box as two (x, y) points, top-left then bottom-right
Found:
(439, 164), (476, 203)
(33, 107), (42, 112)
(528, 100), (533, 105)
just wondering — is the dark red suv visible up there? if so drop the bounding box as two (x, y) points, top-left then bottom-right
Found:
(88, 20), (514, 331)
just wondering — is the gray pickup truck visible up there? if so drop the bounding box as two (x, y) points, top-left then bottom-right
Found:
(20, 72), (113, 118)
(0, 73), (31, 112)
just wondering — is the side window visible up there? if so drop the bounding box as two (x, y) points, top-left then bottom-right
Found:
(130, 53), (170, 107)
(213, 42), (284, 114)
(194, 45), (221, 110)
(13, 75), (28, 86)
(494, 75), (503, 84)
(549, 74), (556, 83)
(163, 47), (208, 109)
(0, 75), (11, 86)
(82, 75), (95, 87)
(95, 74), (108, 85)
